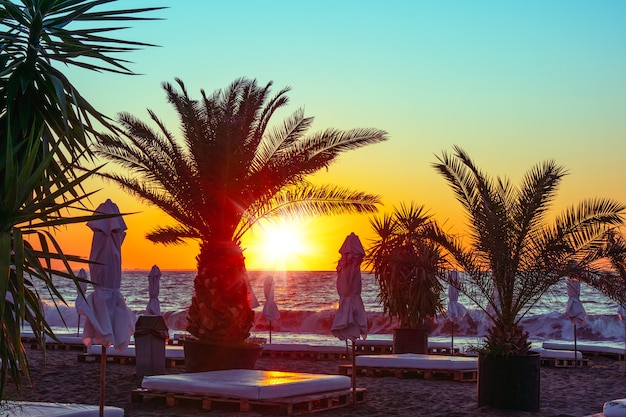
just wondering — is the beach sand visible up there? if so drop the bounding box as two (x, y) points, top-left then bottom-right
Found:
(3, 346), (626, 417)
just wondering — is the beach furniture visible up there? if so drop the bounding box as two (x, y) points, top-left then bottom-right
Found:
(132, 369), (365, 415)
(24, 334), (87, 352)
(0, 401), (124, 416)
(353, 339), (460, 355)
(339, 353), (477, 382)
(78, 344), (185, 368)
(542, 341), (625, 361)
(260, 343), (348, 360)
(535, 347), (589, 367)
(585, 398), (626, 417)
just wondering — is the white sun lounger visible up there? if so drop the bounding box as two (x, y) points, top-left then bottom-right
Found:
(261, 344), (348, 360)
(534, 347), (589, 367)
(542, 341), (625, 360)
(340, 353), (477, 382)
(354, 339), (460, 355)
(1, 401), (124, 417)
(132, 369), (364, 415)
(78, 345), (184, 367)
(600, 398), (626, 417)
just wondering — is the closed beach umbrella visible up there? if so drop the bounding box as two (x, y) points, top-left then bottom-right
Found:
(262, 276), (280, 343)
(75, 268), (90, 336)
(145, 265), (162, 316)
(619, 304), (626, 375)
(564, 278), (586, 367)
(81, 199), (134, 417)
(331, 232), (367, 404)
(447, 271), (467, 353)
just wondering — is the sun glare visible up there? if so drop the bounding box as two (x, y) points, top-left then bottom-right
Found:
(251, 218), (312, 270)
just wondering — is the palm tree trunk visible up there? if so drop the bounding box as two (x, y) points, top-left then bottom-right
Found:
(187, 241), (254, 344)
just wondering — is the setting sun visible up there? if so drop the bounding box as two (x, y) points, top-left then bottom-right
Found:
(246, 218), (314, 270)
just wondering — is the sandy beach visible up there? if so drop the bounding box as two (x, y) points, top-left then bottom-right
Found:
(3, 346), (626, 417)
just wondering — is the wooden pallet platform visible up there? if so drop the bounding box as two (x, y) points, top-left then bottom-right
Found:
(77, 353), (185, 368)
(540, 357), (590, 368)
(260, 349), (347, 361)
(338, 364), (476, 382)
(131, 387), (366, 415)
(354, 342), (460, 356)
(30, 342), (86, 352)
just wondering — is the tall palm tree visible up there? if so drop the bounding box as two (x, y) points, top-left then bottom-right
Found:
(0, 0), (161, 396)
(431, 145), (624, 355)
(95, 77), (388, 345)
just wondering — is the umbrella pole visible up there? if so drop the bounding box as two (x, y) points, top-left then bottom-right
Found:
(451, 321), (455, 355)
(76, 315), (81, 337)
(100, 345), (106, 417)
(269, 321), (272, 344)
(574, 323), (578, 368)
(351, 340), (356, 404)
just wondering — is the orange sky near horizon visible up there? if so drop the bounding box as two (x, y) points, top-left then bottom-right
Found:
(50, 1), (626, 272)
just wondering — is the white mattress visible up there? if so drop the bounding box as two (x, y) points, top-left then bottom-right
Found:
(262, 344), (345, 353)
(87, 345), (184, 359)
(141, 369), (351, 400)
(534, 347), (582, 359)
(355, 353), (477, 370)
(542, 341), (625, 355)
(605, 398), (626, 417)
(1, 401), (124, 417)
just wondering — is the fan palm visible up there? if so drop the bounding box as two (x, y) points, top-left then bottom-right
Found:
(431, 145), (625, 355)
(95, 77), (388, 344)
(0, 0), (161, 396)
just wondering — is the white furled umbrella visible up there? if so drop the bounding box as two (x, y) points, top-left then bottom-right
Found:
(75, 268), (90, 336)
(331, 232), (367, 404)
(81, 199), (135, 417)
(564, 278), (586, 367)
(145, 265), (162, 316)
(262, 276), (280, 343)
(618, 304), (626, 376)
(447, 271), (467, 354)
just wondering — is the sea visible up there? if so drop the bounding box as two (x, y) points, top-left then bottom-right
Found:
(36, 270), (626, 350)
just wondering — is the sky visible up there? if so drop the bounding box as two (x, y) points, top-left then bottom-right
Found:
(55, 1), (626, 271)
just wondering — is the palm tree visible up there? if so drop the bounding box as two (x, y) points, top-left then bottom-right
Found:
(95, 77), (388, 345)
(0, 0), (161, 396)
(432, 145), (625, 355)
(431, 146), (624, 410)
(366, 204), (445, 326)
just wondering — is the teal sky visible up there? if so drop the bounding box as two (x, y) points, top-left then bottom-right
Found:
(65, 1), (626, 270)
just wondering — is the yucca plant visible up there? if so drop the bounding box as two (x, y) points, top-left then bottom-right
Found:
(94, 77), (388, 347)
(0, 0), (161, 397)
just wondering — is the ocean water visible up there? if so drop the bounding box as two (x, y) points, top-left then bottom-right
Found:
(37, 270), (626, 348)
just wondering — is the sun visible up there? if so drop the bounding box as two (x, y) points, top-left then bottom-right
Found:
(247, 218), (313, 270)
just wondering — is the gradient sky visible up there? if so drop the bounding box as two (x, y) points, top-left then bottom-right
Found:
(56, 1), (626, 271)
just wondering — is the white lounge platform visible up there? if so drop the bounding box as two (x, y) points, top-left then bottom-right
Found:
(78, 345), (185, 368)
(340, 353), (477, 382)
(132, 369), (365, 415)
(1, 401), (124, 416)
(22, 333), (87, 352)
(585, 398), (626, 417)
(542, 341), (625, 360)
(260, 344), (348, 360)
(535, 347), (589, 367)
(354, 339), (460, 355)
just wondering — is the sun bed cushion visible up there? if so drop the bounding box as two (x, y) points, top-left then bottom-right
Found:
(141, 369), (351, 400)
(87, 345), (184, 359)
(1, 401), (124, 417)
(355, 353), (477, 369)
(535, 347), (582, 359)
(262, 344), (344, 353)
(542, 341), (625, 355)
(604, 398), (626, 417)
